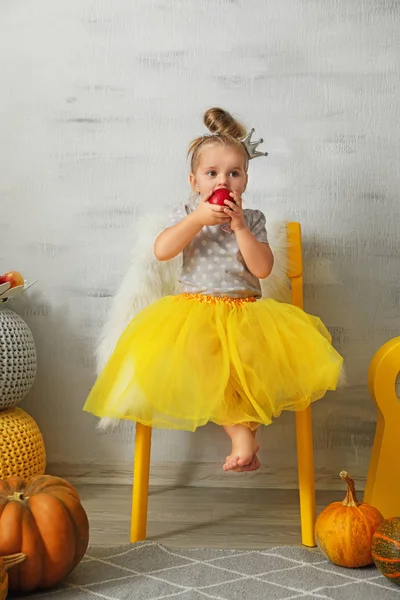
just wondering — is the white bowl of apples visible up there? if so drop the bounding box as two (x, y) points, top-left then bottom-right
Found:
(0, 271), (33, 303)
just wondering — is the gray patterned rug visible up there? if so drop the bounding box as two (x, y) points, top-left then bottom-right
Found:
(18, 542), (398, 600)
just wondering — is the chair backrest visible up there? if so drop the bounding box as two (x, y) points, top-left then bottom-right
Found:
(287, 222), (303, 310)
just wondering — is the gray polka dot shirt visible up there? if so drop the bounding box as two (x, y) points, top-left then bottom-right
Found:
(168, 202), (269, 299)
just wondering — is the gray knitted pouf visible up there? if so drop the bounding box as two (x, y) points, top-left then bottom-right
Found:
(0, 307), (37, 409)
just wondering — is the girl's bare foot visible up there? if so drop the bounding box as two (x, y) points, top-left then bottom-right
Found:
(222, 424), (259, 471)
(230, 454), (260, 472)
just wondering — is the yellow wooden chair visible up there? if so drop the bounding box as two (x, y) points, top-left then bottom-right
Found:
(130, 222), (317, 547)
(364, 336), (400, 517)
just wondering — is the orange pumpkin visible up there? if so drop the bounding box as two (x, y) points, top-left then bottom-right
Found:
(0, 554), (26, 600)
(0, 475), (89, 593)
(315, 470), (384, 568)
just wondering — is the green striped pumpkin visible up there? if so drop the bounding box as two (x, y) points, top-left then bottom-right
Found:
(0, 554), (26, 600)
(372, 517), (400, 585)
(0, 567), (6, 600)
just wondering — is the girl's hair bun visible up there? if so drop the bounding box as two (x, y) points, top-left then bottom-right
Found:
(203, 107), (246, 139)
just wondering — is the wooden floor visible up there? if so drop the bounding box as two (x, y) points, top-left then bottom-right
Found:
(77, 484), (343, 549)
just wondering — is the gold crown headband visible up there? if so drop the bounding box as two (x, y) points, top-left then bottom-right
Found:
(196, 129), (268, 159)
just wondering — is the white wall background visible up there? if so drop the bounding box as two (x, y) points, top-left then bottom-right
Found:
(1, 0), (399, 483)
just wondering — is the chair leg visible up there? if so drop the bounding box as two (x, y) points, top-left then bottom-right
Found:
(130, 423), (152, 543)
(295, 407), (316, 547)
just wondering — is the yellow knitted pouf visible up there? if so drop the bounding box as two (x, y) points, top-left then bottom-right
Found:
(0, 407), (46, 480)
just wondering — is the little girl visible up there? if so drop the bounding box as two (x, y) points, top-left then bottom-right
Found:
(83, 107), (343, 472)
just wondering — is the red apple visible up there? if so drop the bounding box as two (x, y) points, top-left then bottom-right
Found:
(208, 187), (232, 206)
(0, 271), (24, 289)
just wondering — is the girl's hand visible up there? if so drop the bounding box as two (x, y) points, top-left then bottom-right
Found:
(224, 192), (246, 231)
(194, 192), (232, 227)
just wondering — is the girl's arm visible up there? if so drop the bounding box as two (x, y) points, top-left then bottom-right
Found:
(154, 194), (231, 261)
(234, 228), (274, 279)
(224, 192), (274, 279)
(154, 212), (203, 261)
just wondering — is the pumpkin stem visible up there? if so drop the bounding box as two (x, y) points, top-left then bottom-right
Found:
(2, 553), (26, 571)
(8, 492), (25, 502)
(340, 470), (360, 507)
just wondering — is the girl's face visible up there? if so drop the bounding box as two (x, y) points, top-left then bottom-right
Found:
(189, 144), (248, 198)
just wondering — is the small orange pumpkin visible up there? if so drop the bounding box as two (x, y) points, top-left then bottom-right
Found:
(315, 470), (384, 567)
(0, 475), (89, 593)
(0, 554), (26, 600)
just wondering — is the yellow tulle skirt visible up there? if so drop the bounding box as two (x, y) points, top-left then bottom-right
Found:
(83, 293), (343, 431)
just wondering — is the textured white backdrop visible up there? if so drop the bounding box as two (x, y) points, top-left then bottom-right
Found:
(0, 0), (399, 483)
